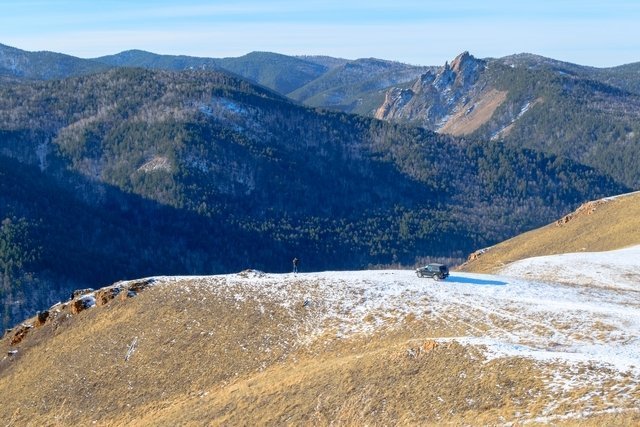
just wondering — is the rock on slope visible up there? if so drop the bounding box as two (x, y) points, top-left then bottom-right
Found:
(2, 260), (639, 425)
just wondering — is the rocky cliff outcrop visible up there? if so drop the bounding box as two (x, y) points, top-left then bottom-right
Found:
(375, 52), (493, 134)
(4, 278), (155, 348)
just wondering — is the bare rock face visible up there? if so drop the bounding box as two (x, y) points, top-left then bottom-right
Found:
(466, 248), (489, 262)
(4, 278), (158, 352)
(71, 288), (94, 299)
(375, 52), (487, 131)
(33, 310), (50, 327)
(556, 199), (609, 226)
(127, 278), (155, 295)
(70, 295), (96, 315)
(95, 287), (122, 306)
(10, 324), (32, 345)
(375, 88), (414, 119)
(450, 51), (485, 86)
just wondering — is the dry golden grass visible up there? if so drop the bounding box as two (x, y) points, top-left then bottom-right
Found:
(0, 280), (302, 426)
(1, 273), (639, 425)
(132, 339), (550, 426)
(3, 188), (640, 425)
(439, 89), (508, 136)
(460, 192), (640, 273)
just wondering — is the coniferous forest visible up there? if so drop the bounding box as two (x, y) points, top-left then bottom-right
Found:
(0, 48), (634, 329)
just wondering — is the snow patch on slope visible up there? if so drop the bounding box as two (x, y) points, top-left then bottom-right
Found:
(500, 245), (640, 290)
(491, 98), (539, 140)
(148, 245), (640, 377)
(132, 244), (640, 423)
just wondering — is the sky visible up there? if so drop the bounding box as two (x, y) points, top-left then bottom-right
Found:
(1, 0), (639, 67)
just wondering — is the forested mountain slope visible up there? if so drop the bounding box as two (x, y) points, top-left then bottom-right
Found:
(376, 52), (640, 188)
(0, 67), (627, 329)
(96, 50), (429, 115)
(0, 43), (110, 82)
(5, 43), (639, 190)
(96, 50), (330, 95)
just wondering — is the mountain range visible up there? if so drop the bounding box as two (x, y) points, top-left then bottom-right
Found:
(4, 42), (640, 187)
(0, 43), (638, 329)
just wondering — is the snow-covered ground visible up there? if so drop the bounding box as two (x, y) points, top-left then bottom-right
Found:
(501, 244), (640, 291)
(149, 245), (640, 377)
(140, 245), (639, 420)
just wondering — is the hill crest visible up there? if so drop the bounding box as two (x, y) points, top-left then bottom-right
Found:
(2, 254), (640, 425)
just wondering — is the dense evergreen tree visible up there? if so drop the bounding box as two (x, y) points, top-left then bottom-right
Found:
(0, 217), (37, 326)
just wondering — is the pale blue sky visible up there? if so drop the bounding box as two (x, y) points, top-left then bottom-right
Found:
(1, 0), (639, 67)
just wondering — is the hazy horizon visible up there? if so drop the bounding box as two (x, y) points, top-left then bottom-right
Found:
(1, 1), (640, 68)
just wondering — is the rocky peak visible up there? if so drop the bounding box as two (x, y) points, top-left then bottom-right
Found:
(450, 51), (471, 73)
(434, 61), (456, 91)
(374, 51), (488, 130)
(450, 51), (485, 85)
(414, 52), (485, 93)
(374, 87), (414, 119)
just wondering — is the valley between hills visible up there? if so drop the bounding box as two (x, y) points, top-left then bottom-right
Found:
(1, 43), (640, 425)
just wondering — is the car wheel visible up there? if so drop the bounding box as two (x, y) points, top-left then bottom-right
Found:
(433, 275), (439, 281)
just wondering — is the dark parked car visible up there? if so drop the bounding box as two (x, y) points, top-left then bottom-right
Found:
(416, 263), (449, 280)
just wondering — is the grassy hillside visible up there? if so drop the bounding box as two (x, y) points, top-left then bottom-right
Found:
(2, 269), (639, 425)
(459, 191), (640, 273)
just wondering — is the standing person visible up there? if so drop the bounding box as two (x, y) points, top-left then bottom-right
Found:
(292, 257), (299, 274)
